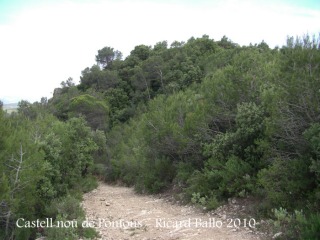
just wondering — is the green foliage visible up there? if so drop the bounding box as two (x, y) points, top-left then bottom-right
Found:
(45, 213), (99, 240)
(77, 226), (99, 239)
(271, 208), (320, 240)
(96, 46), (122, 69)
(49, 84), (80, 120)
(37, 117), (98, 197)
(135, 157), (176, 193)
(258, 158), (312, 209)
(130, 44), (151, 61)
(271, 208), (305, 239)
(175, 162), (195, 185)
(79, 176), (99, 193)
(44, 194), (99, 240)
(187, 155), (255, 201)
(45, 214), (79, 240)
(105, 88), (130, 125)
(91, 129), (108, 164)
(191, 192), (207, 205)
(4, 33), (320, 239)
(69, 94), (109, 130)
(0, 106), (101, 239)
(0, 114), (47, 239)
(17, 100), (37, 119)
(190, 192), (220, 210)
(304, 123), (320, 186)
(190, 102), (267, 201)
(206, 196), (220, 210)
(100, 36), (320, 221)
(301, 213), (320, 240)
(46, 195), (85, 220)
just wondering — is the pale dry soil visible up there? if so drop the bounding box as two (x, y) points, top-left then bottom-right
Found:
(82, 183), (266, 240)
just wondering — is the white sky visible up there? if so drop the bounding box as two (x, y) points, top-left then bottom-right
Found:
(0, 0), (319, 103)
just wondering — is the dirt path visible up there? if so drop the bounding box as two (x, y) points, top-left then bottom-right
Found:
(82, 183), (263, 240)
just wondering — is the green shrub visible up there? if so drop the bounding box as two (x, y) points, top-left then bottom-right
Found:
(187, 155), (255, 201)
(77, 226), (99, 239)
(206, 195), (220, 210)
(301, 213), (320, 240)
(271, 208), (320, 240)
(218, 155), (255, 196)
(44, 196), (99, 240)
(191, 192), (207, 205)
(258, 158), (312, 209)
(13, 227), (34, 240)
(186, 170), (213, 199)
(304, 123), (320, 188)
(175, 162), (195, 186)
(46, 195), (85, 220)
(92, 163), (108, 177)
(79, 176), (98, 193)
(45, 214), (79, 240)
(271, 208), (304, 239)
(135, 157), (175, 193)
(190, 192), (220, 211)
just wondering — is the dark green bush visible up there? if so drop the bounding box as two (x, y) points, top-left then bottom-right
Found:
(304, 123), (320, 189)
(79, 175), (98, 193)
(175, 162), (196, 186)
(258, 158), (312, 210)
(135, 157), (176, 193)
(301, 213), (320, 240)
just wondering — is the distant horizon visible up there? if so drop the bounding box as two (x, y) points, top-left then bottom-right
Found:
(2, 102), (18, 106)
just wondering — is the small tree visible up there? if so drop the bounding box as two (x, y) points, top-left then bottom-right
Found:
(96, 47), (122, 69)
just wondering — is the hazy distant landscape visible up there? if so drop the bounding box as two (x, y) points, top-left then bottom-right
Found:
(3, 102), (18, 109)
(2, 102), (18, 113)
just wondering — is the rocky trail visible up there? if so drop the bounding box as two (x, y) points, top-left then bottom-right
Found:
(82, 182), (267, 240)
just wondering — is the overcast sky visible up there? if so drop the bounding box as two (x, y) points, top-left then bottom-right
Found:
(0, 0), (319, 103)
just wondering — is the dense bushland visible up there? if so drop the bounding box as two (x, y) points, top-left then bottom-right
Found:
(1, 34), (320, 239)
(0, 108), (100, 239)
